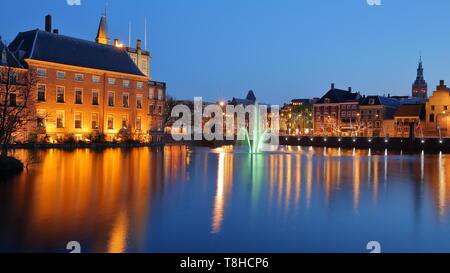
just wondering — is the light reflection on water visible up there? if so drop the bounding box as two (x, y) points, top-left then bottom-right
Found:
(1, 145), (450, 253)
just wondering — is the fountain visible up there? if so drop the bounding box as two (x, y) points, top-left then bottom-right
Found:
(237, 102), (273, 154)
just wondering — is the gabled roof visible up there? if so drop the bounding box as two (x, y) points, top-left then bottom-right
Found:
(316, 88), (361, 104)
(8, 29), (145, 77)
(360, 96), (399, 108)
(0, 40), (24, 68)
(394, 104), (426, 119)
(246, 90), (256, 101)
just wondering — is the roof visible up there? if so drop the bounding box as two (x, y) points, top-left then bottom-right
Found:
(8, 29), (146, 77)
(246, 90), (256, 101)
(315, 88), (361, 104)
(96, 15), (110, 44)
(360, 96), (399, 108)
(229, 90), (258, 106)
(394, 104), (426, 118)
(0, 40), (24, 68)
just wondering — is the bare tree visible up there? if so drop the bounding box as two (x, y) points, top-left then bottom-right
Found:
(0, 67), (38, 157)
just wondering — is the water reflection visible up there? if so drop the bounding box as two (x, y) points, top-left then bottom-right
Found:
(2, 146), (450, 252)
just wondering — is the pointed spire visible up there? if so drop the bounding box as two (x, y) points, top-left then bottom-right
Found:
(96, 15), (110, 45)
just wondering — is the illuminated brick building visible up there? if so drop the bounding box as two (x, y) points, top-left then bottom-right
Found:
(6, 15), (165, 142)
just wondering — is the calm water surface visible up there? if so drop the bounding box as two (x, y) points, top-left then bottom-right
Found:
(1, 145), (450, 253)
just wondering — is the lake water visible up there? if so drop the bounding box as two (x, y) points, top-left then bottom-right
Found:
(1, 145), (450, 253)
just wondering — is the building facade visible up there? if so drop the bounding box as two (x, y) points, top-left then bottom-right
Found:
(393, 104), (426, 138)
(313, 84), (361, 136)
(425, 80), (450, 137)
(5, 15), (165, 143)
(359, 96), (399, 137)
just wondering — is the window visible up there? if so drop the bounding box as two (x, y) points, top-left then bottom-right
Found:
(37, 69), (47, 77)
(0, 93), (5, 105)
(136, 116), (142, 130)
(158, 105), (162, 114)
(445, 106), (448, 111)
(107, 115), (114, 130)
(430, 114), (435, 122)
(157, 120), (163, 131)
(149, 88), (154, 99)
(431, 105), (435, 111)
(74, 112), (82, 129)
(92, 90), (99, 105)
(342, 105), (347, 110)
(136, 95), (142, 109)
(92, 75), (101, 83)
(352, 105), (357, 109)
(324, 98), (330, 104)
(92, 113), (99, 129)
(75, 74), (84, 81)
(375, 121), (381, 128)
(37, 117), (45, 128)
(75, 89), (82, 104)
(137, 82), (143, 89)
(369, 99), (375, 105)
(123, 80), (130, 87)
(37, 85), (46, 102)
(56, 111), (64, 129)
(9, 93), (16, 106)
(122, 116), (128, 129)
(57, 86), (65, 103)
(108, 92), (114, 106)
(141, 60), (147, 70)
(158, 89), (164, 100)
(56, 72), (66, 79)
(9, 71), (16, 84)
(123, 93), (129, 108)
(108, 78), (116, 85)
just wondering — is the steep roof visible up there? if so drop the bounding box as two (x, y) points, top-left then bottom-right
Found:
(8, 29), (145, 77)
(394, 104), (425, 119)
(360, 96), (399, 108)
(96, 15), (110, 45)
(0, 40), (24, 68)
(246, 90), (256, 101)
(316, 88), (361, 104)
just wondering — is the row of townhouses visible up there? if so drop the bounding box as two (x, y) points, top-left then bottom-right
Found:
(312, 59), (450, 138)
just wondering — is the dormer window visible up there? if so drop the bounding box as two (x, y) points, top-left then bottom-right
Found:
(369, 99), (375, 105)
(324, 98), (330, 104)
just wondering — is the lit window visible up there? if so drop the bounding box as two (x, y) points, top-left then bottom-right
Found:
(37, 69), (47, 77)
(74, 112), (82, 129)
(56, 72), (66, 79)
(122, 116), (128, 129)
(136, 116), (142, 131)
(75, 89), (82, 104)
(137, 95), (143, 109)
(92, 90), (99, 105)
(108, 78), (116, 85)
(123, 93), (129, 108)
(108, 92), (114, 106)
(107, 115), (114, 130)
(149, 88), (154, 99)
(57, 87), (65, 103)
(92, 113), (99, 129)
(56, 111), (64, 129)
(37, 85), (46, 102)
(75, 74), (84, 81)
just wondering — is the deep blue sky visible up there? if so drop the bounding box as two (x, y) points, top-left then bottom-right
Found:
(1, 0), (450, 104)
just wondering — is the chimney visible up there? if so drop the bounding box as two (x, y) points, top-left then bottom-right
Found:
(136, 39), (141, 49)
(331, 83), (335, 90)
(45, 15), (52, 32)
(53, 29), (59, 34)
(348, 87), (352, 92)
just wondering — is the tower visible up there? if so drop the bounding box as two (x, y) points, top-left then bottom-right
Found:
(96, 15), (110, 45)
(412, 57), (428, 100)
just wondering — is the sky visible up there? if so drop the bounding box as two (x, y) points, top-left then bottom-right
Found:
(1, 0), (450, 105)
